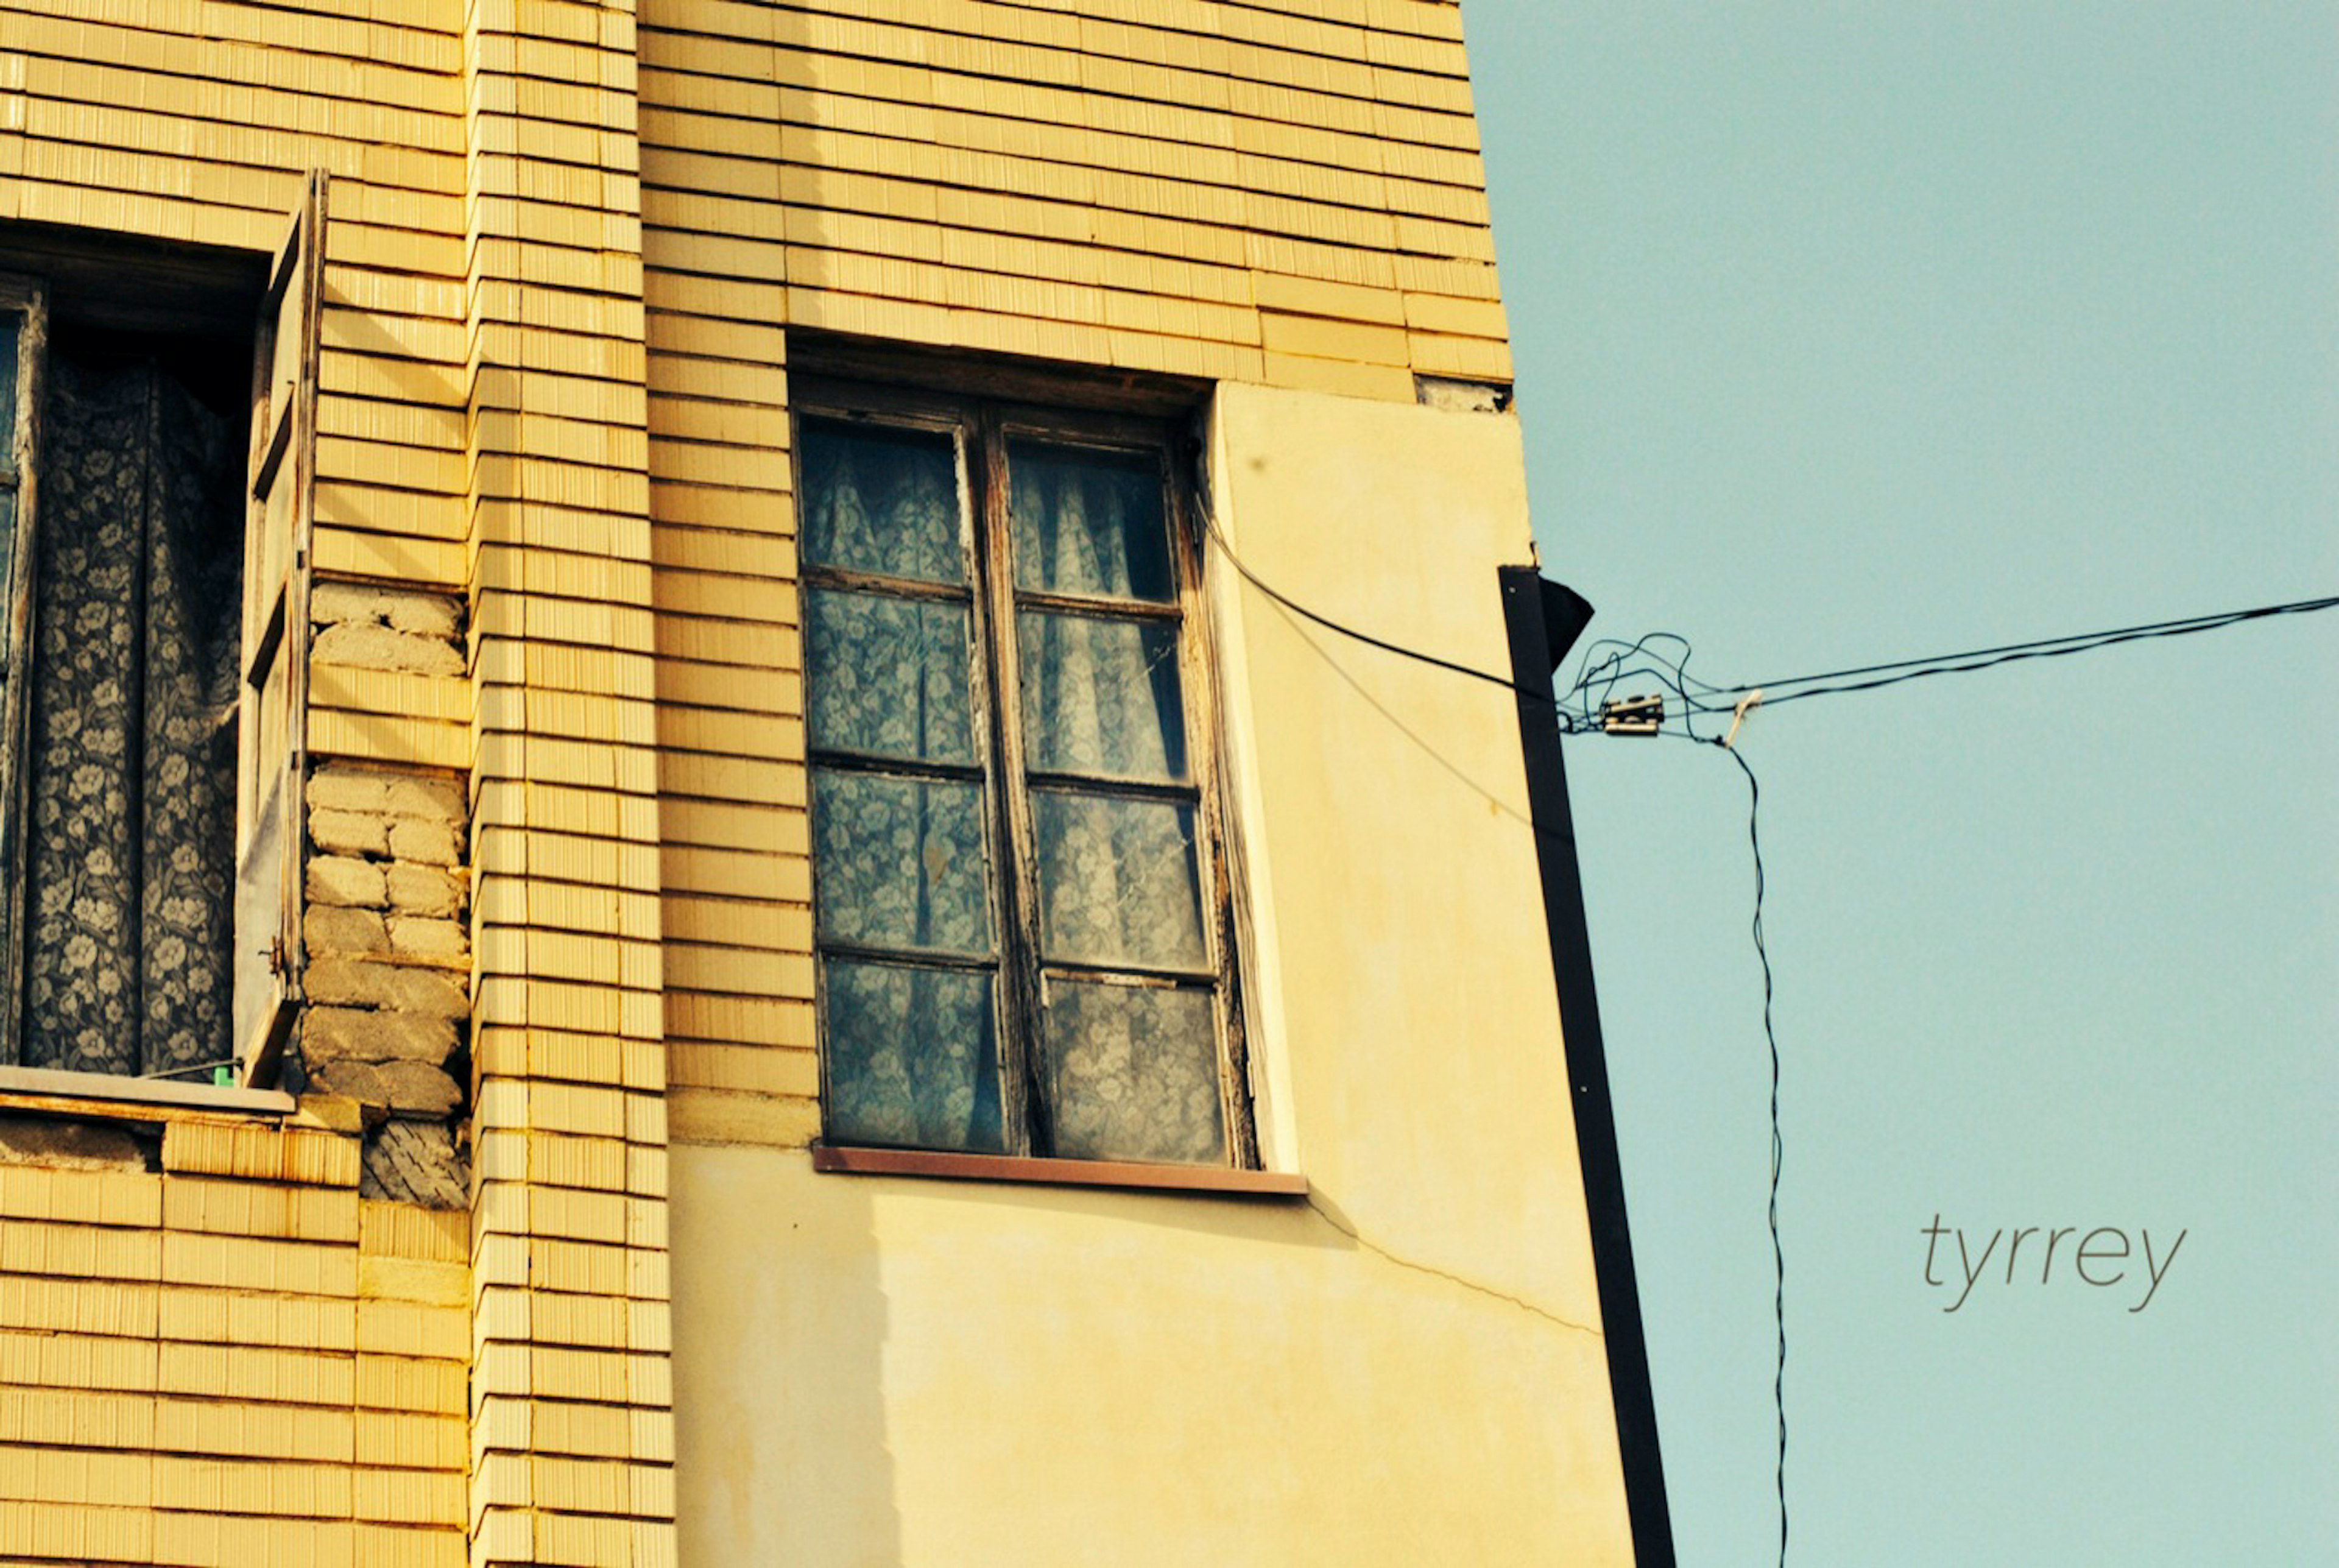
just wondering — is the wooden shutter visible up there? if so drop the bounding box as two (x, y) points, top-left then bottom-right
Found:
(0, 280), (46, 1061)
(234, 172), (325, 1085)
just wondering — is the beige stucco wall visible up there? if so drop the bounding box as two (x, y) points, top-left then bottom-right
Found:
(668, 381), (1633, 1567)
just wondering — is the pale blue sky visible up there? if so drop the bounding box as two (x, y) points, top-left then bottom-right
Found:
(1467, 3), (2337, 1562)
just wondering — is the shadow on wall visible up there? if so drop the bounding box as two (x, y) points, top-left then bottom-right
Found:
(669, 1145), (902, 1568)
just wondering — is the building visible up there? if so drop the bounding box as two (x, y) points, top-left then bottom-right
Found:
(0, 0), (1663, 1562)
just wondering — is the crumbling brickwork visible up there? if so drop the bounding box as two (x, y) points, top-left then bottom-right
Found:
(298, 585), (471, 1208)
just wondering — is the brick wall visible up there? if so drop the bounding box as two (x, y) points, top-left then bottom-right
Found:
(0, 1117), (468, 1566)
(300, 584), (475, 1209)
(2, 5), (482, 1563)
(640, 0), (1511, 1148)
(2, 1), (1519, 1561)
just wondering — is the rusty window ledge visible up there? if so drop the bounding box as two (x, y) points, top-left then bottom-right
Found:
(0, 1064), (295, 1123)
(811, 1143), (1307, 1198)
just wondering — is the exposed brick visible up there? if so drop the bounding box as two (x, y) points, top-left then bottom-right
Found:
(314, 621), (465, 676)
(309, 1058), (389, 1106)
(306, 959), (468, 1018)
(361, 1121), (468, 1209)
(387, 863), (467, 917)
(309, 1058), (462, 1118)
(383, 777), (465, 823)
(386, 968), (471, 1019)
(305, 1006), (457, 1065)
(388, 917), (467, 961)
(308, 856), (388, 909)
(307, 769), (392, 814)
(386, 594), (462, 640)
(389, 819), (460, 867)
(378, 1061), (462, 1118)
(305, 959), (390, 1008)
(312, 582), (393, 626)
(314, 583), (462, 637)
(0, 1117), (146, 1170)
(312, 808), (390, 858)
(305, 906), (389, 957)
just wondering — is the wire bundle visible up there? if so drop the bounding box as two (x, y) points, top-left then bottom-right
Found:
(1556, 595), (2339, 740)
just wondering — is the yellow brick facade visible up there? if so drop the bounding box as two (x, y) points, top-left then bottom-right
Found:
(0, 1120), (468, 1566)
(0, 2), (1636, 1565)
(638, 0), (1512, 1145)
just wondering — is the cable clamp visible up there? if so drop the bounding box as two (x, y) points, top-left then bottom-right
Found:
(1599, 694), (1665, 735)
(1724, 689), (1764, 749)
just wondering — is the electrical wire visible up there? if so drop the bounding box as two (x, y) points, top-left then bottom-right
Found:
(1555, 592), (2339, 743)
(1261, 595), (1541, 833)
(1160, 467), (2339, 1568)
(1193, 507), (1549, 702)
(1717, 738), (1787, 1568)
(1187, 532), (2325, 1568)
(1547, 594), (2334, 1568)
(1201, 489), (2335, 746)
(1562, 631), (1734, 738)
(1717, 593), (2339, 708)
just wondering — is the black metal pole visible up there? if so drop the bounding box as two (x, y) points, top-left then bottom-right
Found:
(1498, 565), (1676, 1567)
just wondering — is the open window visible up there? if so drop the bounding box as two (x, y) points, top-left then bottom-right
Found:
(0, 175), (322, 1087)
(235, 174), (326, 1086)
(797, 376), (1258, 1169)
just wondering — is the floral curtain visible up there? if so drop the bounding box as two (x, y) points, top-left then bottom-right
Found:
(19, 354), (239, 1076)
(1010, 444), (1222, 1164)
(806, 423), (1228, 1165)
(805, 422), (1006, 1152)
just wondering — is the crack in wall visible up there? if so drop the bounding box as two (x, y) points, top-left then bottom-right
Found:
(1305, 1195), (1604, 1338)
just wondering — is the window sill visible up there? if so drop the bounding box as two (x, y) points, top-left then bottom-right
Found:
(811, 1143), (1308, 1198)
(0, 1065), (295, 1123)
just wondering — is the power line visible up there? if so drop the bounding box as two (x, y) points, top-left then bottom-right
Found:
(1718, 740), (1788, 1568)
(1191, 526), (2329, 1568)
(1558, 592), (2339, 740)
(1550, 593), (2332, 1568)
(1203, 492), (2337, 743)
(1260, 595), (1543, 834)
(1194, 509), (1546, 701)
(1717, 593), (2339, 708)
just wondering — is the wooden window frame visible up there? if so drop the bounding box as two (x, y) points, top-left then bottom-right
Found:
(233, 173), (326, 1089)
(796, 375), (1263, 1171)
(0, 175), (322, 1096)
(0, 276), (50, 1065)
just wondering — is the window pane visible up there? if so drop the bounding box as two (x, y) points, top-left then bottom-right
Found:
(0, 488), (12, 651)
(805, 587), (975, 765)
(1031, 791), (1207, 972)
(824, 958), (1006, 1153)
(813, 769), (992, 956)
(799, 418), (963, 584)
(0, 315), (18, 454)
(1009, 442), (1174, 602)
(25, 356), (237, 1076)
(1040, 980), (1225, 1164)
(1017, 610), (1187, 782)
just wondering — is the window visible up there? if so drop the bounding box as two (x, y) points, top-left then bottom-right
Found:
(798, 381), (1257, 1168)
(0, 177), (321, 1086)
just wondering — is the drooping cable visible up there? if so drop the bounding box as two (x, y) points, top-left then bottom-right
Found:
(1558, 592), (2339, 743)
(1718, 593), (2339, 708)
(1193, 507), (1551, 701)
(1717, 737), (1786, 1568)
(1562, 630), (1732, 738)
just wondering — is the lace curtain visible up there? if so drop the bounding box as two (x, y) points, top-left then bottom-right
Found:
(18, 355), (239, 1075)
(1010, 447), (1221, 1164)
(806, 424), (1226, 1164)
(805, 424), (1006, 1151)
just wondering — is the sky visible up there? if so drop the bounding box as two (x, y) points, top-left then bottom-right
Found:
(1464, 4), (2337, 1563)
